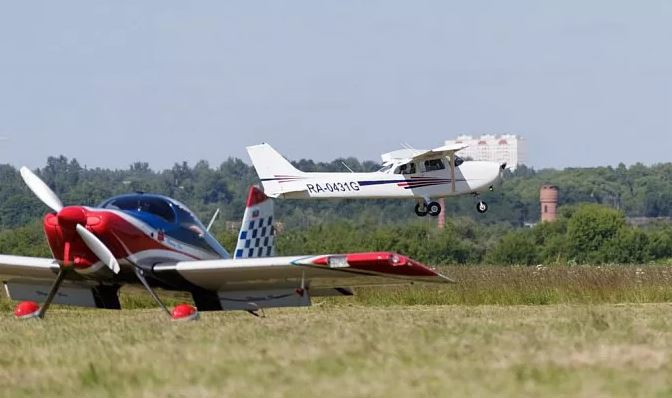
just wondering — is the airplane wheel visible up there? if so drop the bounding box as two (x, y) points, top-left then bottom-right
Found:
(476, 201), (488, 214)
(414, 203), (429, 217)
(428, 201), (442, 217)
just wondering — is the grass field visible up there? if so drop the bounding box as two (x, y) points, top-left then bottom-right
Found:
(353, 265), (672, 306)
(2, 265), (672, 397)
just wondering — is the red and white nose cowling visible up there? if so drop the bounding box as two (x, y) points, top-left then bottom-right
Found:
(56, 206), (87, 230)
(21, 167), (121, 276)
(43, 207), (117, 274)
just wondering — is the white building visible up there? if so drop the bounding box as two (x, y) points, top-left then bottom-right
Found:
(445, 134), (527, 170)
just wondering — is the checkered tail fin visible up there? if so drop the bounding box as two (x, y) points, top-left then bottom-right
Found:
(234, 186), (276, 259)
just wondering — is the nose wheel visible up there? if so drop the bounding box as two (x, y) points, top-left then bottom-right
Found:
(415, 201), (442, 217)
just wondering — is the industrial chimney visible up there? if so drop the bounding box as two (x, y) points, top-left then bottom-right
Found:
(540, 185), (558, 222)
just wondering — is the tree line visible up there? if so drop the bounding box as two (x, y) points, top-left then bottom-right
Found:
(0, 155), (670, 265)
(1, 155), (671, 230)
(2, 203), (670, 265)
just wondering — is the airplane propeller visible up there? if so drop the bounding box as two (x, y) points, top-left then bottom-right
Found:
(75, 224), (121, 274)
(18, 166), (125, 318)
(20, 167), (64, 212)
(19, 166), (174, 319)
(20, 166), (120, 275)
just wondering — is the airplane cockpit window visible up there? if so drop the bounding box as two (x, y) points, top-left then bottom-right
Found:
(378, 164), (394, 173)
(102, 196), (176, 223)
(424, 159), (445, 172)
(454, 156), (465, 167)
(394, 162), (416, 175)
(172, 203), (207, 235)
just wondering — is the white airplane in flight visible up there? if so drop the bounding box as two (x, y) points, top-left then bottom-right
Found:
(247, 143), (507, 217)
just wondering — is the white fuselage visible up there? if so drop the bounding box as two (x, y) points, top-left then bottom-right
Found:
(272, 160), (503, 200)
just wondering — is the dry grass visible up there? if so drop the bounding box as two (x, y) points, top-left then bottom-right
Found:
(1, 304), (672, 397)
(353, 265), (672, 306)
(2, 265), (672, 397)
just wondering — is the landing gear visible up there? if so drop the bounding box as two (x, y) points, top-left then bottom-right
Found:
(415, 201), (441, 217)
(414, 202), (429, 217)
(427, 202), (442, 217)
(476, 201), (488, 214)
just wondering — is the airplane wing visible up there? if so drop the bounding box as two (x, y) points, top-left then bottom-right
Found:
(154, 252), (452, 309)
(406, 144), (469, 161)
(0, 255), (60, 279)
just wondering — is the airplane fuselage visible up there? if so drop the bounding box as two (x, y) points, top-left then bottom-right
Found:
(42, 194), (228, 282)
(268, 161), (503, 200)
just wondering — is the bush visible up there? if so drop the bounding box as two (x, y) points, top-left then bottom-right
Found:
(486, 231), (539, 265)
(567, 204), (626, 263)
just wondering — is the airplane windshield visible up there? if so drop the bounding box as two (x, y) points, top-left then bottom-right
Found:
(454, 156), (464, 167)
(102, 196), (176, 223)
(378, 164), (394, 173)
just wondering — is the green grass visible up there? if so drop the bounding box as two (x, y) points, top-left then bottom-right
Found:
(2, 265), (672, 397)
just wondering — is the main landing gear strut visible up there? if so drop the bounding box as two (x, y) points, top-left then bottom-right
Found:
(414, 197), (489, 217)
(414, 200), (442, 217)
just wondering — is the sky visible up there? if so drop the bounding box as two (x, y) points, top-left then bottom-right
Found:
(0, 1), (671, 170)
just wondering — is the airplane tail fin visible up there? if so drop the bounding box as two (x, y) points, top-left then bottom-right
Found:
(234, 186), (276, 259)
(246, 143), (305, 197)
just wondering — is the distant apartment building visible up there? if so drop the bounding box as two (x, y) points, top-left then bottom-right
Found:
(445, 134), (527, 170)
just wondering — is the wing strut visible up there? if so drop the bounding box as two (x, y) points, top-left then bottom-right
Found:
(450, 155), (456, 193)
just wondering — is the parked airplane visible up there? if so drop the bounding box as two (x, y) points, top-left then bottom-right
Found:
(2, 167), (451, 320)
(247, 143), (507, 217)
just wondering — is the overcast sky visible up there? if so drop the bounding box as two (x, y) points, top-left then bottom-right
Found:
(0, 1), (670, 170)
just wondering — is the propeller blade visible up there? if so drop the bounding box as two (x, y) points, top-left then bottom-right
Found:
(76, 225), (120, 274)
(19, 166), (64, 212)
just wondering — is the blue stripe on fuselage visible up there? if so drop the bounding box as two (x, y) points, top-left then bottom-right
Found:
(121, 210), (227, 257)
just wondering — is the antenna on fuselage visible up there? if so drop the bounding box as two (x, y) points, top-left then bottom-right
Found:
(206, 208), (220, 232)
(341, 161), (355, 173)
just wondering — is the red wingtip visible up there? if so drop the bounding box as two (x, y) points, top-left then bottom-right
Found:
(171, 304), (199, 321)
(246, 186), (269, 207)
(14, 301), (40, 319)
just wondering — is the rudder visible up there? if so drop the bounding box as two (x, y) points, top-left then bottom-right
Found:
(246, 143), (304, 197)
(234, 186), (276, 259)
